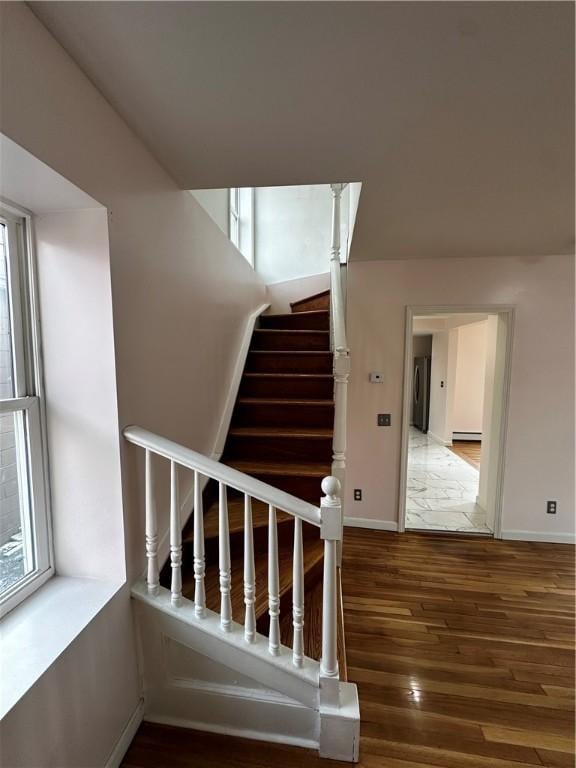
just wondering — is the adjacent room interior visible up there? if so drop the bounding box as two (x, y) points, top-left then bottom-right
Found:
(403, 311), (510, 535)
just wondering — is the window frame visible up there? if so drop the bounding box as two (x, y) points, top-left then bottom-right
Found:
(229, 187), (255, 267)
(0, 203), (53, 618)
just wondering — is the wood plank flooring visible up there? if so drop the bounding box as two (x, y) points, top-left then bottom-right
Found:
(449, 441), (482, 470)
(122, 530), (575, 768)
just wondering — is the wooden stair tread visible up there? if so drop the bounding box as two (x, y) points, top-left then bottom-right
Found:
(253, 329), (329, 335)
(243, 373), (332, 379)
(229, 426), (333, 438)
(236, 397), (334, 406)
(185, 497), (293, 543)
(248, 350), (332, 356)
(198, 536), (325, 623)
(227, 459), (330, 477)
(264, 310), (329, 318)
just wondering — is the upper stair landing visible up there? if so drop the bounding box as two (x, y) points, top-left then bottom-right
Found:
(291, 290), (330, 313)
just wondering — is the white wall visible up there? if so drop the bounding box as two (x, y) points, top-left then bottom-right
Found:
(255, 184), (349, 284)
(452, 321), (488, 435)
(345, 254), (575, 540)
(427, 330), (458, 445)
(190, 189), (229, 235)
(0, 4), (267, 764)
(35, 209), (126, 582)
(0, 587), (140, 768)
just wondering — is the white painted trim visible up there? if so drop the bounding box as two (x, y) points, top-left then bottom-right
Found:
(453, 432), (482, 441)
(169, 677), (305, 708)
(501, 530), (576, 544)
(104, 698), (145, 768)
(398, 305), (514, 538)
(144, 712), (318, 751)
(125, 427), (322, 529)
(427, 430), (452, 447)
(265, 271), (329, 288)
(212, 301), (269, 460)
(344, 516), (398, 532)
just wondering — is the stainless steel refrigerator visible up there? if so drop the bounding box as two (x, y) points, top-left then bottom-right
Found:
(412, 356), (431, 432)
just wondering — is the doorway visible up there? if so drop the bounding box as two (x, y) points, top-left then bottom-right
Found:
(399, 307), (513, 537)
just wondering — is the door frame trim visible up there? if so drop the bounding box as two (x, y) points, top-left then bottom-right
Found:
(398, 305), (515, 538)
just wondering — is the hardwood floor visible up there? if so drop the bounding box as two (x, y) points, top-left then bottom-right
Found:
(123, 530), (575, 767)
(449, 440), (482, 470)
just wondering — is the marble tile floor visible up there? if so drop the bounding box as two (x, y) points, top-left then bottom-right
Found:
(405, 428), (492, 534)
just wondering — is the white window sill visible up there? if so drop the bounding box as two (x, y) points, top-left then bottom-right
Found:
(0, 575), (123, 719)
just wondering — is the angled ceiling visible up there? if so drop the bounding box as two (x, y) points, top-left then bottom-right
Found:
(30, 1), (574, 260)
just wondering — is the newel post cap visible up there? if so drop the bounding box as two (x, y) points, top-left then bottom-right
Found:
(321, 476), (341, 503)
(320, 477), (342, 541)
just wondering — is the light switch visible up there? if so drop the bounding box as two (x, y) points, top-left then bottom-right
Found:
(369, 372), (384, 383)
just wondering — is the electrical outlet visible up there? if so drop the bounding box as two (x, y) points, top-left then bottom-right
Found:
(354, 489), (362, 501)
(547, 501), (557, 514)
(377, 413), (391, 427)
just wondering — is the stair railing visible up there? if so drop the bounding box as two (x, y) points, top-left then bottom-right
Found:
(329, 184), (351, 548)
(124, 426), (342, 690)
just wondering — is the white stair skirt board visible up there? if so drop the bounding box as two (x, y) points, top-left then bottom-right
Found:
(133, 582), (360, 761)
(344, 516), (398, 532)
(212, 302), (270, 461)
(154, 302), (270, 575)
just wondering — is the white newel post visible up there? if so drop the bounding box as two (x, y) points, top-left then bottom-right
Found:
(329, 183), (350, 565)
(145, 449), (159, 595)
(320, 476), (342, 706)
(218, 482), (232, 631)
(193, 470), (206, 617)
(169, 461), (182, 607)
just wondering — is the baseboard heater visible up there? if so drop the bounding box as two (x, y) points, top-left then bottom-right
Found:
(452, 432), (482, 442)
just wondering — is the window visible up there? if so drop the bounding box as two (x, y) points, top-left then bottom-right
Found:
(229, 188), (255, 266)
(0, 207), (51, 616)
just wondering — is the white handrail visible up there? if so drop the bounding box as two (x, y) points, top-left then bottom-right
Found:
(125, 426), (342, 691)
(124, 426), (322, 528)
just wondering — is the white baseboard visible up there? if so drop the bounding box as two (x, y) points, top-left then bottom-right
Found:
(344, 516), (398, 532)
(453, 432), (482, 441)
(427, 430), (452, 447)
(501, 530), (575, 544)
(105, 698), (144, 768)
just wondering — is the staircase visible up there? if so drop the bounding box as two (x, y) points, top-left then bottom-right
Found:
(124, 185), (358, 761)
(158, 289), (346, 670)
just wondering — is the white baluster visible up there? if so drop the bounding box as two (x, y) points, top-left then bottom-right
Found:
(330, 183), (344, 267)
(320, 477), (341, 686)
(268, 505), (280, 655)
(145, 450), (159, 595)
(169, 461), (182, 607)
(243, 494), (256, 643)
(292, 517), (304, 667)
(193, 470), (206, 617)
(219, 482), (232, 631)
